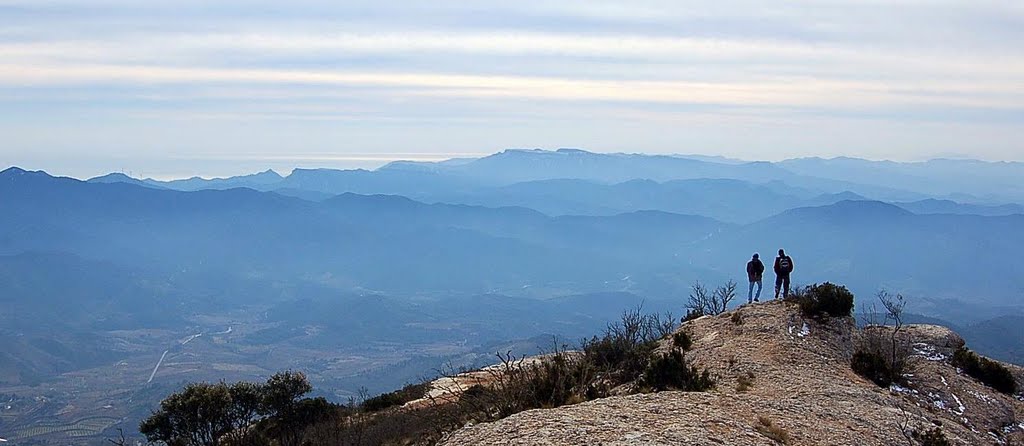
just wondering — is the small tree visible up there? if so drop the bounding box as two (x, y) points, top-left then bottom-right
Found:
(852, 290), (912, 388)
(261, 371), (315, 446)
(140, 371), (324, 446)
(687, 280), (737, 317)
(139, 382), (235, 446)
(879, 291), (909, 377)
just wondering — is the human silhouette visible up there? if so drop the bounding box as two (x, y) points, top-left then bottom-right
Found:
(774, 249), (794, 299)
(746, 253), (764, 303)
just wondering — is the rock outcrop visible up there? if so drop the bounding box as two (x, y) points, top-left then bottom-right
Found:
(440, 300), (1024, 445)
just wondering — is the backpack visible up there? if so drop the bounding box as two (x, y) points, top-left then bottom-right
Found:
(779, 256), (792, 273)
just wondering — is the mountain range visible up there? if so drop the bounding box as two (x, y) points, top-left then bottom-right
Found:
(3, 149), (1024, 445)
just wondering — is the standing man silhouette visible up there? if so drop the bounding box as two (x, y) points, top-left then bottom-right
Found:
(746, 253), (764, 303)
(774, 249), (794, 299)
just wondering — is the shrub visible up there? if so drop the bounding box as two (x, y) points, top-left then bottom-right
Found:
(582, 307), (671, 386)
(912, 427), (951, 446)
(736, 372), (754, 392)
(731, 311), (744, 325)
(139, 371), (332, 446)
(682, 308), (705, 322)
(755, 416), (792, 445)
(672, 331), (693, 351)
(641, 350), (715, 392)
(851, 350), (902, 387)
(361, 382), (429, 412)
(951, 347), (1017, 394)
(797, 282), (855, 318)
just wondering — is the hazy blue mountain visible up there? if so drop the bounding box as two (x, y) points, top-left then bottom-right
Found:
(270, 187), (335, 201)
(895, 198), (1024, 216)
(80, 150), (1024, 208)
(382, 148), (791, 184)
(276, 167), (477, 196)
(143, 169), (284, 191)
(382, 149), (932, 201)
(87, 172), (164, 189)
(961, 316), (1024, 365)
(0, 168), (726, 296)
(409, 179), (878, 224)
(779, 157), (1024, 203)
(6, 167), (1023, 310)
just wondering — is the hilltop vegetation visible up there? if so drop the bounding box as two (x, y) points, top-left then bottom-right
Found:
(134, 293), (1024, 445)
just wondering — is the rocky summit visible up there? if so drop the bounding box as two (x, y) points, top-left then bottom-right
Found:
(439, 300), (1024, 445)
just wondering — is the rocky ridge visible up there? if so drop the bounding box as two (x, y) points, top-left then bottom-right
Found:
(439, 300), (1024, 445)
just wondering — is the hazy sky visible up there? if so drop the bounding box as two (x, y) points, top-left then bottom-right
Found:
(2, 0), (1023, 178)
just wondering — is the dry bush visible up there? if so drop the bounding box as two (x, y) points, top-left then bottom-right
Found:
(672, 331), (692, 351)
(640, 350), (715, 392)
(688, 281), (738, 317)
(736, 372), (755, 392)
(952, 347), (1018, 394)
(731, 311), (744, 325)
(755, 416), (792, 445)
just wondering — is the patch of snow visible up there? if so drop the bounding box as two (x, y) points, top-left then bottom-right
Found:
(788, 325), (794, 335)
(912, 342), (946, 361)
(623, 432), (645, 440)
(941, 376), (948, 387)
(951, 393), (966, 415)
(890, 384), (916, 394)
(969, 390), (996, 404)
(798, 323), (810, 337)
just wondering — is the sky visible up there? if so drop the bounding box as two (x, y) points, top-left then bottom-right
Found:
(2, 0), (1023, 179)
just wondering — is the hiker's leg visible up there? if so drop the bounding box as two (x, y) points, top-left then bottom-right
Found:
(748, 281), (754, 303)
(774, 275), (783, 299)
(783, 275), (791, 298)
(754, 280), (762, 300)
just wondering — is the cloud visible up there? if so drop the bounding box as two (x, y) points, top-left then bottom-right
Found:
(1, 0), (1023, 170)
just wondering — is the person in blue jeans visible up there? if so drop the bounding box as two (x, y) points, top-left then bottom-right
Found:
(774, 249), (794, 299)
(746, 253), (764, 303)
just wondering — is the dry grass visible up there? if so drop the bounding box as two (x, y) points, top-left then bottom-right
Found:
(755, 416), (792, 445)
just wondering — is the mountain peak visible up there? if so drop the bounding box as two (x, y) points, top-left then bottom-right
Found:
(439, 300), (1022, 445)
(1, 166), (29, 176)
(1, 166), (52, 180)
(88, 172), (135, 181)
(254, 169), (283, 179)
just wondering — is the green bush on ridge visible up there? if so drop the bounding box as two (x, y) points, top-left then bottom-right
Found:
(794, 282), (855, 319)
(951, 347), (1017, 394)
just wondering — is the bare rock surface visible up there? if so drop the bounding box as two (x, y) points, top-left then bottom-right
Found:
(440, 300), (1024, 445)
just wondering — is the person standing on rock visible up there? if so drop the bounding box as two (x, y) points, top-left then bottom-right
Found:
(774, 249), (794, 299)
(746, 253), (764, 303)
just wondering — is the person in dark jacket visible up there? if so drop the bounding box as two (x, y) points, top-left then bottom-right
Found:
(774, 249), (794, 299)
(746, 253), (764, 303)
